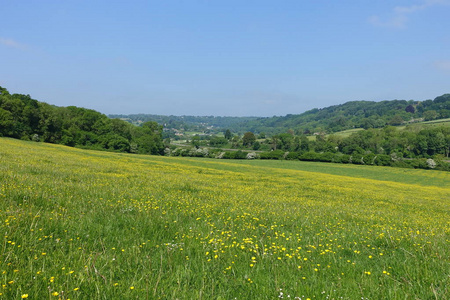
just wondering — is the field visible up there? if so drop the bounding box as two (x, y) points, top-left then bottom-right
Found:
(321, 128), (365, 140)
(397, 118), (450, 131)
(421, 118), (450, 126)
(1, 138), (449, 299)
(320, 118), (450, 140)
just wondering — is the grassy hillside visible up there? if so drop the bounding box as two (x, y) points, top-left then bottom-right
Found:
(1, 138), (449, 299)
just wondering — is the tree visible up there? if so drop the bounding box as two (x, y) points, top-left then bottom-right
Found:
(299, 135), (310, 152)
(388, 115), (404, 126)
(278, 133), (294, 151)
(136, 121), (164, 154)
(242, 132), (256, 147)
(209, 136), (228, 147)
(423, 110), (439, 121)
(191, 135), (200, 148)
(105, 134), (130, 152)
(405, 104), (415, 113)
(0, 108), (14, 136)
(224, 129), (232, 140)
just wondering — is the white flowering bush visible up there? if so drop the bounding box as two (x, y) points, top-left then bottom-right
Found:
(246, 152), (258, 159)
(426, 158), (436, 169)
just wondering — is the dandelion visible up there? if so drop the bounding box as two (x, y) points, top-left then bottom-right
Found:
(21, 294), (29, 299)
(52, 291), (59, 296)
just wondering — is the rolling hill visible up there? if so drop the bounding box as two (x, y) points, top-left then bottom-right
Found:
(111, 94), (450, 135)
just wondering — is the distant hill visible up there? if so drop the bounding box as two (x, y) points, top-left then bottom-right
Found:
(108, 114), (260, 134)
(111, 94), (450, 135)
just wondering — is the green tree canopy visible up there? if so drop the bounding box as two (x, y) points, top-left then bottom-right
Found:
(242, 132), (256, 147)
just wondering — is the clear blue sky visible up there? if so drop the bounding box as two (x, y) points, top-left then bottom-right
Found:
(1, 0), (449, 116)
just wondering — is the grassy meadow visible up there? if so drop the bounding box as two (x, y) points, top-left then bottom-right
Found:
(1, 138), (449, 299)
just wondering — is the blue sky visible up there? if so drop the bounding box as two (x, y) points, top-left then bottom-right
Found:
(1, 0), (449, 116)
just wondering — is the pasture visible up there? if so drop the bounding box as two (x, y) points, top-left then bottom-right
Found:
(0, 138), (449, 299)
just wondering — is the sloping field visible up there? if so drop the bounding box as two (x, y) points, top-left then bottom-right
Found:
(1, 138), (449, 299)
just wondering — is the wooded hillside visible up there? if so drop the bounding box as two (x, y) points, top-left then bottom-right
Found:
(112, 94), (450, 135)
(0, 86), (164, 154)
(232, 94), (450, 135)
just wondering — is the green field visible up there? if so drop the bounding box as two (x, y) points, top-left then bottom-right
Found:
(323, 128), (365, 139)
(421, 118), (450, 125)
(319, 118), (450, 140)
(1, 138), (449, 299)
(397, 118), (450, 131)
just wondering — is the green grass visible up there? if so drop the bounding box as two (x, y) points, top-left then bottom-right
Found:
(149, 156), (449, 187)
(1, 138), (449, 299)
(421, 118), (450, 125)
(325, 128), (365, 139)
(398, 118), (450, 130)
(323, 118), (450, 139)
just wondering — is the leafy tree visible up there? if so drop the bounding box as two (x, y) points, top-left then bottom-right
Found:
(242, 132), (256, 147)
(191, 135), (200, 148)
(209, 136), (228, 147)
(388, 115), (404, 126)
(224, 129), (232, 140)
(104, 134), (130, 152)
(405, 104), (415, 113)
(0, 108), (14, 136)
(423, 110), (439, 121)
(0, 86), (167, 155)
(277, 133), (294, 151)
(136, 121), (164, 154)
(299, 135), (310, 152)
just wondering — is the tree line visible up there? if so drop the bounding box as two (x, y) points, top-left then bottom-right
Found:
(240, 94), (450, 135)
(0, 87), (164, 154)
(167, 125), (450, 170)
(112, 94), (450, 136)
(109, 113), (259, 134)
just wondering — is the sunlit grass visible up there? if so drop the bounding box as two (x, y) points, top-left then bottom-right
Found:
(1, 138), (449, 299)
(322, 128), (365, 139)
